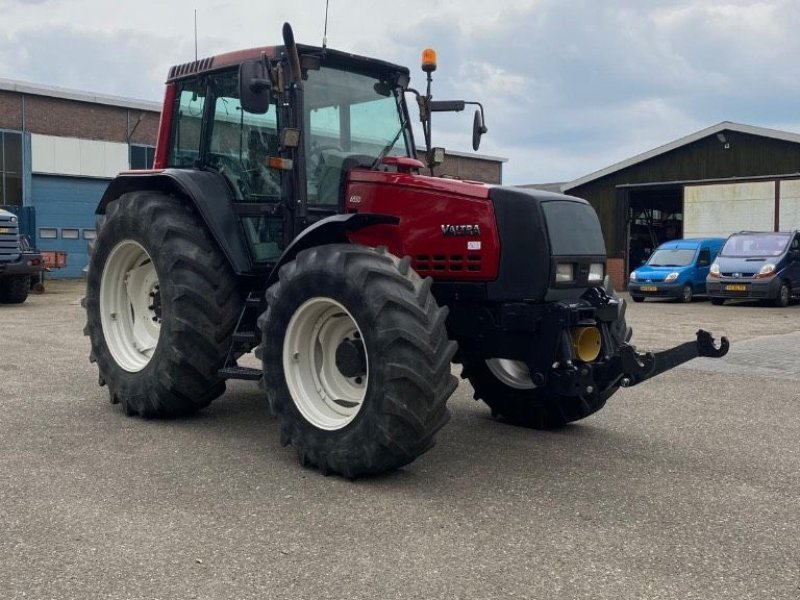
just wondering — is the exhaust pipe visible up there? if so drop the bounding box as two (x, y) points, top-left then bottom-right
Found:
(282, 22), (303, 90)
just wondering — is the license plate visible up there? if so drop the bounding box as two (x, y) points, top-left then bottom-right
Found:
(640, 285), (657, 292)
(725, 284), (747, 292)
(0, 227), (11, 234)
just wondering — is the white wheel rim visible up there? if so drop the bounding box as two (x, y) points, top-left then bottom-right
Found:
(486, 358), (536, 390)
(99, 240), (161, 372)
(283, 297), (368, 431)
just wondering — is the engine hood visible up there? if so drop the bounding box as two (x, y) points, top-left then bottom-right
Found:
(348, 169), (493, 200)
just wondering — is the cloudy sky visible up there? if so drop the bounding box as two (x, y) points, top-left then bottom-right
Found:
(1, 0), (798, 184)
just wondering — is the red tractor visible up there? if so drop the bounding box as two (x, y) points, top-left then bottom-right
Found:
(83, 24), (727, 477)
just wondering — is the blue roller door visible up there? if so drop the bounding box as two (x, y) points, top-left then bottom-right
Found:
(32, 175), (110, 278)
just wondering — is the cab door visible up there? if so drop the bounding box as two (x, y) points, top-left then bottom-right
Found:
(205, 70), (284, 266)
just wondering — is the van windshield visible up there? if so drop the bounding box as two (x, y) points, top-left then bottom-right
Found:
(720, 233), (790, 257)
(647, 248), (695, 267)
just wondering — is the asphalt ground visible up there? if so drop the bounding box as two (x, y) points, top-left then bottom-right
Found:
(1, 280), (799, 600)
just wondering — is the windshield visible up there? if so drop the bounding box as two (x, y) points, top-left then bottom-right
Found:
(720, 233), (790, 257)
(304, 66), (410, 204)
(646, 248), (696, 267)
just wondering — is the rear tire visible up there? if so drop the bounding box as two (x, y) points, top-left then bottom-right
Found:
(0, 275), (30, 304)
(83, 191), (242, 417)
(259, 244), (457, 478)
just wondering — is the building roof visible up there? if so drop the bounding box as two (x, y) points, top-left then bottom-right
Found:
(563, 121), (800, 192)
(0, 77), (161, 113)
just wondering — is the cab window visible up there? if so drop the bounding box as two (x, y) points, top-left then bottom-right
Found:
(168, 79), (206, 168)
(697, 248), (711, 266)
(207, 71), (280, 202)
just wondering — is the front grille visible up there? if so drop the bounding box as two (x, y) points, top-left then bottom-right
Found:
(0, 214), (20, 264)
(721, 272), (755, 277)
(414, 254), (482, 274)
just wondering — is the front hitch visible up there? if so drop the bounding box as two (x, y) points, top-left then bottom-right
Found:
(618, 329), (729, 387)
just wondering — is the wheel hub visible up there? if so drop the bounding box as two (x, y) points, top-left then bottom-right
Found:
(99, 240), (160, 372)
(334, 337), (366, 378)
(282, 297), (368, 430)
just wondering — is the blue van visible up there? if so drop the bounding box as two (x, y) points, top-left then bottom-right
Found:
(706, 230), (800, 307)
(629, 238), (726, 303)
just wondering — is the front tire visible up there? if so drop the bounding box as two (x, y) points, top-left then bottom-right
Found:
(679, 284), (693, 303)
(259, 245), (457, 477)
(773, 281), (790, 307)
(463, 278), (629, 429)
(710, 297), (725, 306)
(461, 358), (614, 429)
(83, 191), (242, 417)
(0, 275), (30, 304)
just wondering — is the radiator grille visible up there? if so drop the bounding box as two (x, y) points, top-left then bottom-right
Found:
(414, 254), (482, 274)
(0, 214), (20, 264)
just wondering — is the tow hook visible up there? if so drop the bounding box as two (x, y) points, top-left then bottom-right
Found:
(619, 329), (729, 387)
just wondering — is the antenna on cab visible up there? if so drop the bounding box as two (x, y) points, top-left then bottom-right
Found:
(322, 0), (330, 52)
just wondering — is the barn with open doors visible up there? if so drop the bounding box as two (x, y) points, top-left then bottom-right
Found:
(558, 122), (800, 289)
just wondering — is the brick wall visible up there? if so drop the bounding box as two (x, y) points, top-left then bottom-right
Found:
(0, 91), (159, 146)
(607, 257), (626, 291)
(0, 91), (23, 130)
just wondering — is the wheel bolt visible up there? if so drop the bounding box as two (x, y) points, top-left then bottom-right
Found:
(293, 352), (300, 361)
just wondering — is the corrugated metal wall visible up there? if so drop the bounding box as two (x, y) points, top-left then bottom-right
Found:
(567, 131), (800, 256)
(31, 175), (109, 277)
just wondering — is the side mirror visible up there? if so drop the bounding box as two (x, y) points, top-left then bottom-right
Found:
(239, 60), (271, 115)
(472, 109), (487, 151)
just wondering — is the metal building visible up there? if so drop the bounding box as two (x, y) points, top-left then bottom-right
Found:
(557, 122), (800, 289)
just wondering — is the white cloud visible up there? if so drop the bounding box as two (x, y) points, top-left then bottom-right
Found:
(1, 0), (799, 184)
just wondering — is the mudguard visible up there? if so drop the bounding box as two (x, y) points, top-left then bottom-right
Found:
(97, 169), (252, 275)
(264, 213), (400, 288)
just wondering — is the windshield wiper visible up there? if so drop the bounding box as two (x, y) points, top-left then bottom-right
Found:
(371, 124), (406, 170)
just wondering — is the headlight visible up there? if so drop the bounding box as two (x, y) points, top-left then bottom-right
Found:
(756, 263), (776, 279)
(555, 263), (574, 282)
(629, 271), (637, 281)
(709, 263), (720, 278)
(588, 263), (604, 282)
(665, 272), (679, 282)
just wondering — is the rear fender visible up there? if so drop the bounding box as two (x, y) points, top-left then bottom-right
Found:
(97, 169), (251, 274)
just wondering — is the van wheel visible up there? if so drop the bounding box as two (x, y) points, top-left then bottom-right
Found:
(631, 295), (644, 303)
(773, 282), (790, 307)
(679, 284), (693, 303)
(710, 297), (725, 306)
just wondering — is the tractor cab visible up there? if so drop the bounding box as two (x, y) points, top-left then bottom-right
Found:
(159, 42), (423, 268)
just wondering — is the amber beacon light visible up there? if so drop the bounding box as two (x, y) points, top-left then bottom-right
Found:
(421, 48), (437, 72)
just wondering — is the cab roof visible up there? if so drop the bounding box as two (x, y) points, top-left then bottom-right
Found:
(167, 44), (409, 83)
